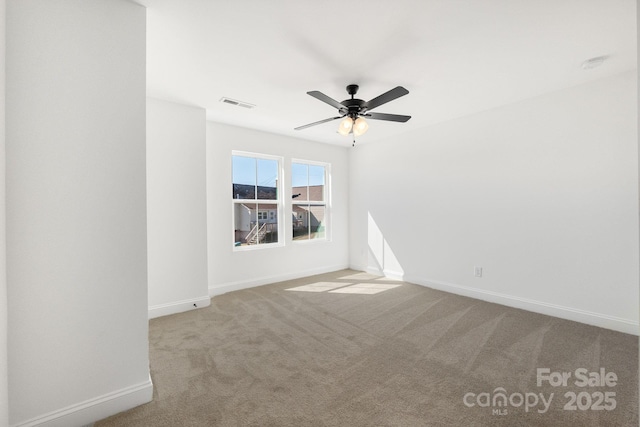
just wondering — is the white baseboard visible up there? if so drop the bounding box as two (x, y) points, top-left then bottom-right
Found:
(381, 270), (404, 281)
(12, 374), (153, 427)
(209, 264), (350, 297)
(361, 265), (404, 281)
(148, 295), (211, 319)
(404, 275), (639, 336)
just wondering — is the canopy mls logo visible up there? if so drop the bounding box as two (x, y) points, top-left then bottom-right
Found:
(463, 388), (553, 415)
(463, 367), (618, 416)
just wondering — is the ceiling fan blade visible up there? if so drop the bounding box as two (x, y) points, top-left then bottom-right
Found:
(307, 91), (345, 110)
(294, 116), (343, 131)
(363, 86), (409, 111)
(365, 112), (411, 122)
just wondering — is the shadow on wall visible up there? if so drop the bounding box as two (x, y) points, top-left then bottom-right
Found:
(367, 212), (405, 279)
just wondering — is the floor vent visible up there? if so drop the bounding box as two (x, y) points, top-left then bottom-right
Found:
(220, 97), (255, 109)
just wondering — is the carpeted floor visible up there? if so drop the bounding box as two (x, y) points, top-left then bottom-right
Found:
(96, 270), (638, 426)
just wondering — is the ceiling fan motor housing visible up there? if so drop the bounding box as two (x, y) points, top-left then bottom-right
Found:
(340, 98), (366, 118)
(341, 85), (365, 118)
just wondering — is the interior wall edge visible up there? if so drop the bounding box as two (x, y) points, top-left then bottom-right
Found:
(0, 0), (7, 423)
(10, 375), (152, 427)
(148, 295), (211, 320)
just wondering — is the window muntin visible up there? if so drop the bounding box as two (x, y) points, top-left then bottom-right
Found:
(232, 153), (281, 248)
(292, 161), (329, 241)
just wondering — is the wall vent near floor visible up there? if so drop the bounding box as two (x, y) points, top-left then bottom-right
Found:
(220, 97), (255, 109)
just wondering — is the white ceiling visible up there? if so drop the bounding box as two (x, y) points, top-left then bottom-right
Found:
(141, 0), (637, 146)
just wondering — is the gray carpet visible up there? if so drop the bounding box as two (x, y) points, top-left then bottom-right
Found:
(96, 270), (638, 426)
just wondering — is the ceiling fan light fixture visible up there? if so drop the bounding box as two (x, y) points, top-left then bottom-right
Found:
(353, 117), (369, 136)
(338, 117), (353, 135)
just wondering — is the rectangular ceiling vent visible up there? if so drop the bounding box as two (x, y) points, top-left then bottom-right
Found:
(220, 97), (255, 109)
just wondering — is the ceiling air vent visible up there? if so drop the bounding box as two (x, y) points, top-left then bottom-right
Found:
(220, 97), (255, 109)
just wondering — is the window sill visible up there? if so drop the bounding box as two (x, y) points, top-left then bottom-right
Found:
(292, 238), (331, 245)
(233, 242), (284, 252)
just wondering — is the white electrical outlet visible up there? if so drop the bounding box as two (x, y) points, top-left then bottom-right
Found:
(474, 266), (482, 278)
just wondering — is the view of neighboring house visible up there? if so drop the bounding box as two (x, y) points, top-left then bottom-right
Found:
(233, 183), (278, 245)
(292, 185), (326, 240)
(234, 203), (278, 245)
(233, 184), (326, 245)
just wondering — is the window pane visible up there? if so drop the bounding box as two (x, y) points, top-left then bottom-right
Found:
(256, 203), (278, 244)
(292, 163), (308, 201)
(292, 163), (308, 187)
(234, 203), (257, 246)
(292, 162), (328, 242)
(257, 158), (278, 200)
(234, 202), (278, 246)
(309, 204), (326, 239)
(292, 204), (325, 240)
(308, 165), (325, 201)
(292, 205), (309, 240)
(232, 153), (281, 249)
(308, 165), (325, 185)
(232, 156), (256, 199)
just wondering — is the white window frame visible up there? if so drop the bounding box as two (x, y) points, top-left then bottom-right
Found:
(291, 159), (331, 243)
(232, 151), (284, 251)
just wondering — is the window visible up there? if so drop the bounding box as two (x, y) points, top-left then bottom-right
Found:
(232, 152), (281, 248)
(292, 160), (329, 241)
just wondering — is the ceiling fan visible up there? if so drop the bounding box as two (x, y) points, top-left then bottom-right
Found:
(294, 84), (411, 144)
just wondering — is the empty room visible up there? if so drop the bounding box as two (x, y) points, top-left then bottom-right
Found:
(1, 0), (639, 426)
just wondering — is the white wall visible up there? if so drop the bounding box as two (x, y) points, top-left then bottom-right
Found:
(6, 1), (151, 425)
(147, 98), (210, 318)
(349, 71), (639, 334)
(207, 122), (349, 295)
(0, 0), (7, 425)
